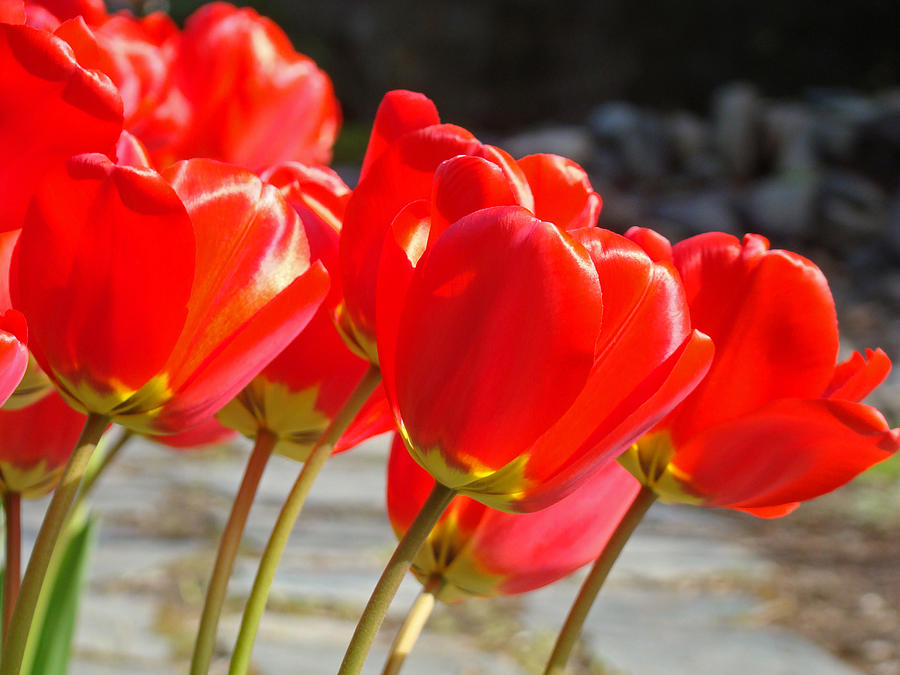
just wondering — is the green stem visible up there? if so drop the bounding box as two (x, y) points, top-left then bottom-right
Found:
(542, 486), (656, 675)
(3, 492), (21, 643)
(227, 366), (382, 675)
(381, 577), (441, 675)
(0, 412), (108, 675)
(72, 427), (133, 514)
(338, 482), (456, 675)
(190, 429), (277, 675)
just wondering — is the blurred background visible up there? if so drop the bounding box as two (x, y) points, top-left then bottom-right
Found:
(84, 2), (900, 673)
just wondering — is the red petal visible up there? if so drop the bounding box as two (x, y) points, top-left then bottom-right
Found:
(360, 90), (440, 179)
(27, 0), (107, 24)
(825, 348), (891, 402)
(393, 207), (603, 482)
(0, 321), (27, 408)
(667, 232), (840, 442)
(517, 154), (601, 230)
(115, 130), (154, 169)
(0, 23), (122, 232)
(12, 153), (193, 402)
(671, 398), (900, 511)
(340, 123), (481, 350)
(1, 2), (25, 24)
(624, 226), (673, 263)
(429, 155), (522, 242)
(150, 416), (237, 449)
(333, 385), (394, 454)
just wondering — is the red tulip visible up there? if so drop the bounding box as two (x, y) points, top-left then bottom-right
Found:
(150, 416), (237, 450)
(216, 162), (393, 460)
(387, 435), (641, 601)
(621, 229), (900, 517)
(0, 17), (122, 232)
(338, 89), (601, 363)
(373, 151), (712, 512)
(159, 2), (339, 170)
(0, 390), (86, 497)
(12, 154), (329, 435)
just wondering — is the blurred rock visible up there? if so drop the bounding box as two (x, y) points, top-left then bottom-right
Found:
(743, 173), (820, 238)
(651, 190), (740, 235)
(764, 103), (818, 172)
(855, 109), (900, 180)
(589, 102), (669, 180)
(666, 112), (711, 171)
(502, 125), (594, 166)
(806, 89), (878, 160)
(821, 171), (887, 242)
(713, 82), (763, 178)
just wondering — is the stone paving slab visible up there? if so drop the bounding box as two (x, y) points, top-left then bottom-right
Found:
(17, 432), (866, 673)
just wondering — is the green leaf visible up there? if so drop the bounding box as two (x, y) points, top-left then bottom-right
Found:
(25, 513), (96, 675)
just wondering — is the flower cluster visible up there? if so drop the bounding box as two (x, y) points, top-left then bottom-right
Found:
(0, 2), (897, 674)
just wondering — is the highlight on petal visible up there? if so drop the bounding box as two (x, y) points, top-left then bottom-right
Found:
(517, 153), (601, 231)
(0, 310), (28, 407)
(671, 398), (900, 511)
(393, 206), (603, 491)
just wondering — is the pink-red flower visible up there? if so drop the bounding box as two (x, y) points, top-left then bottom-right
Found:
(12, 154), (329, 435)
(387, 435), (641, 601)
(216, 162), (393, 459)
(621, 229), (900, 517)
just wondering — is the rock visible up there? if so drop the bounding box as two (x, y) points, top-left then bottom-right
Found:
(502, 125), (595, 166)
(589, 102), (669, 180)
(743, 173), (820, 238)
(764, 103), (818, 172)
(712, 82), (763, 178)
(883, 191), (900, 259)
(821, 171), (887, 243)
(855, 109), (900, 180)
(806, 89), (878, 160)
(666, 112), (710, 166)
(651, 190), (740, 235)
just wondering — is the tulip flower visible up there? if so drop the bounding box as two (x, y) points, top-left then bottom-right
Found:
(338, 89), (601, 363)
(374, 154), (712, 514)
(0, 17), (123, 232)
(217, 162), (393, 460)
(161, 2), (339, 169)
(0, 390), (86, 498)
(620, 229), (900, 517)
(387, 435), (641, 603)
(12, 153), (329, 435)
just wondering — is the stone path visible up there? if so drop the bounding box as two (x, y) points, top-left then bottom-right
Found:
(18, 431), (861, 674)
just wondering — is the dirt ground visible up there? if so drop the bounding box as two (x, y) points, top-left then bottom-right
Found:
(732, 461), (900, 675)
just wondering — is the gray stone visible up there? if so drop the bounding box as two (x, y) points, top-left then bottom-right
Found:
(651, 190), (740, 235)
(713, 82), (763, 177)
(821, 171), (888, 241)
(743, 173), (820, 237)
(764, 103), (818, 172)
(666, 112), (713, 176)
(807, 89), (878, 159)
(503, 126), (595, 166)
(589, 102), (668, 179)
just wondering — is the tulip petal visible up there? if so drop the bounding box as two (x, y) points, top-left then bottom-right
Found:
(517, 154), (601, 231)
(672, 398), (900, 511)
(394, 206), (603, 484)
(360, 90), (440, 179)
(0, 23), (122, 232)
(624, 226), (673, 263)
(13, 153), (194, 406)
(333, 386), (394, 454)
(667, 232), (840, 441)
(0, 311), (28, 407)
(824, 348), (891, 403)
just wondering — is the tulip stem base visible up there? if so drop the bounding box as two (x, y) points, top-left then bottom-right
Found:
(543, 485), (656, 675)
(339, 482), (456, 675)
(0, 412), (108, 675)
(190, 429), (276, 675)
(381, 577), (441, 675)
(228, 366), (382, 675)
(3, 492), (21, 643)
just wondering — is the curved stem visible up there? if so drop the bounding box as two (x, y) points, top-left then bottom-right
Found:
(1, 412), (108, 675)
(3, 492), (21, 643)
(227, 366), (381, 675)
(72, 427), (133, 514)
(190, 429), (277, 675)
(381, 577), (441, 675)
(542, 486), (656, 675)
(338, 482), (456, 675)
